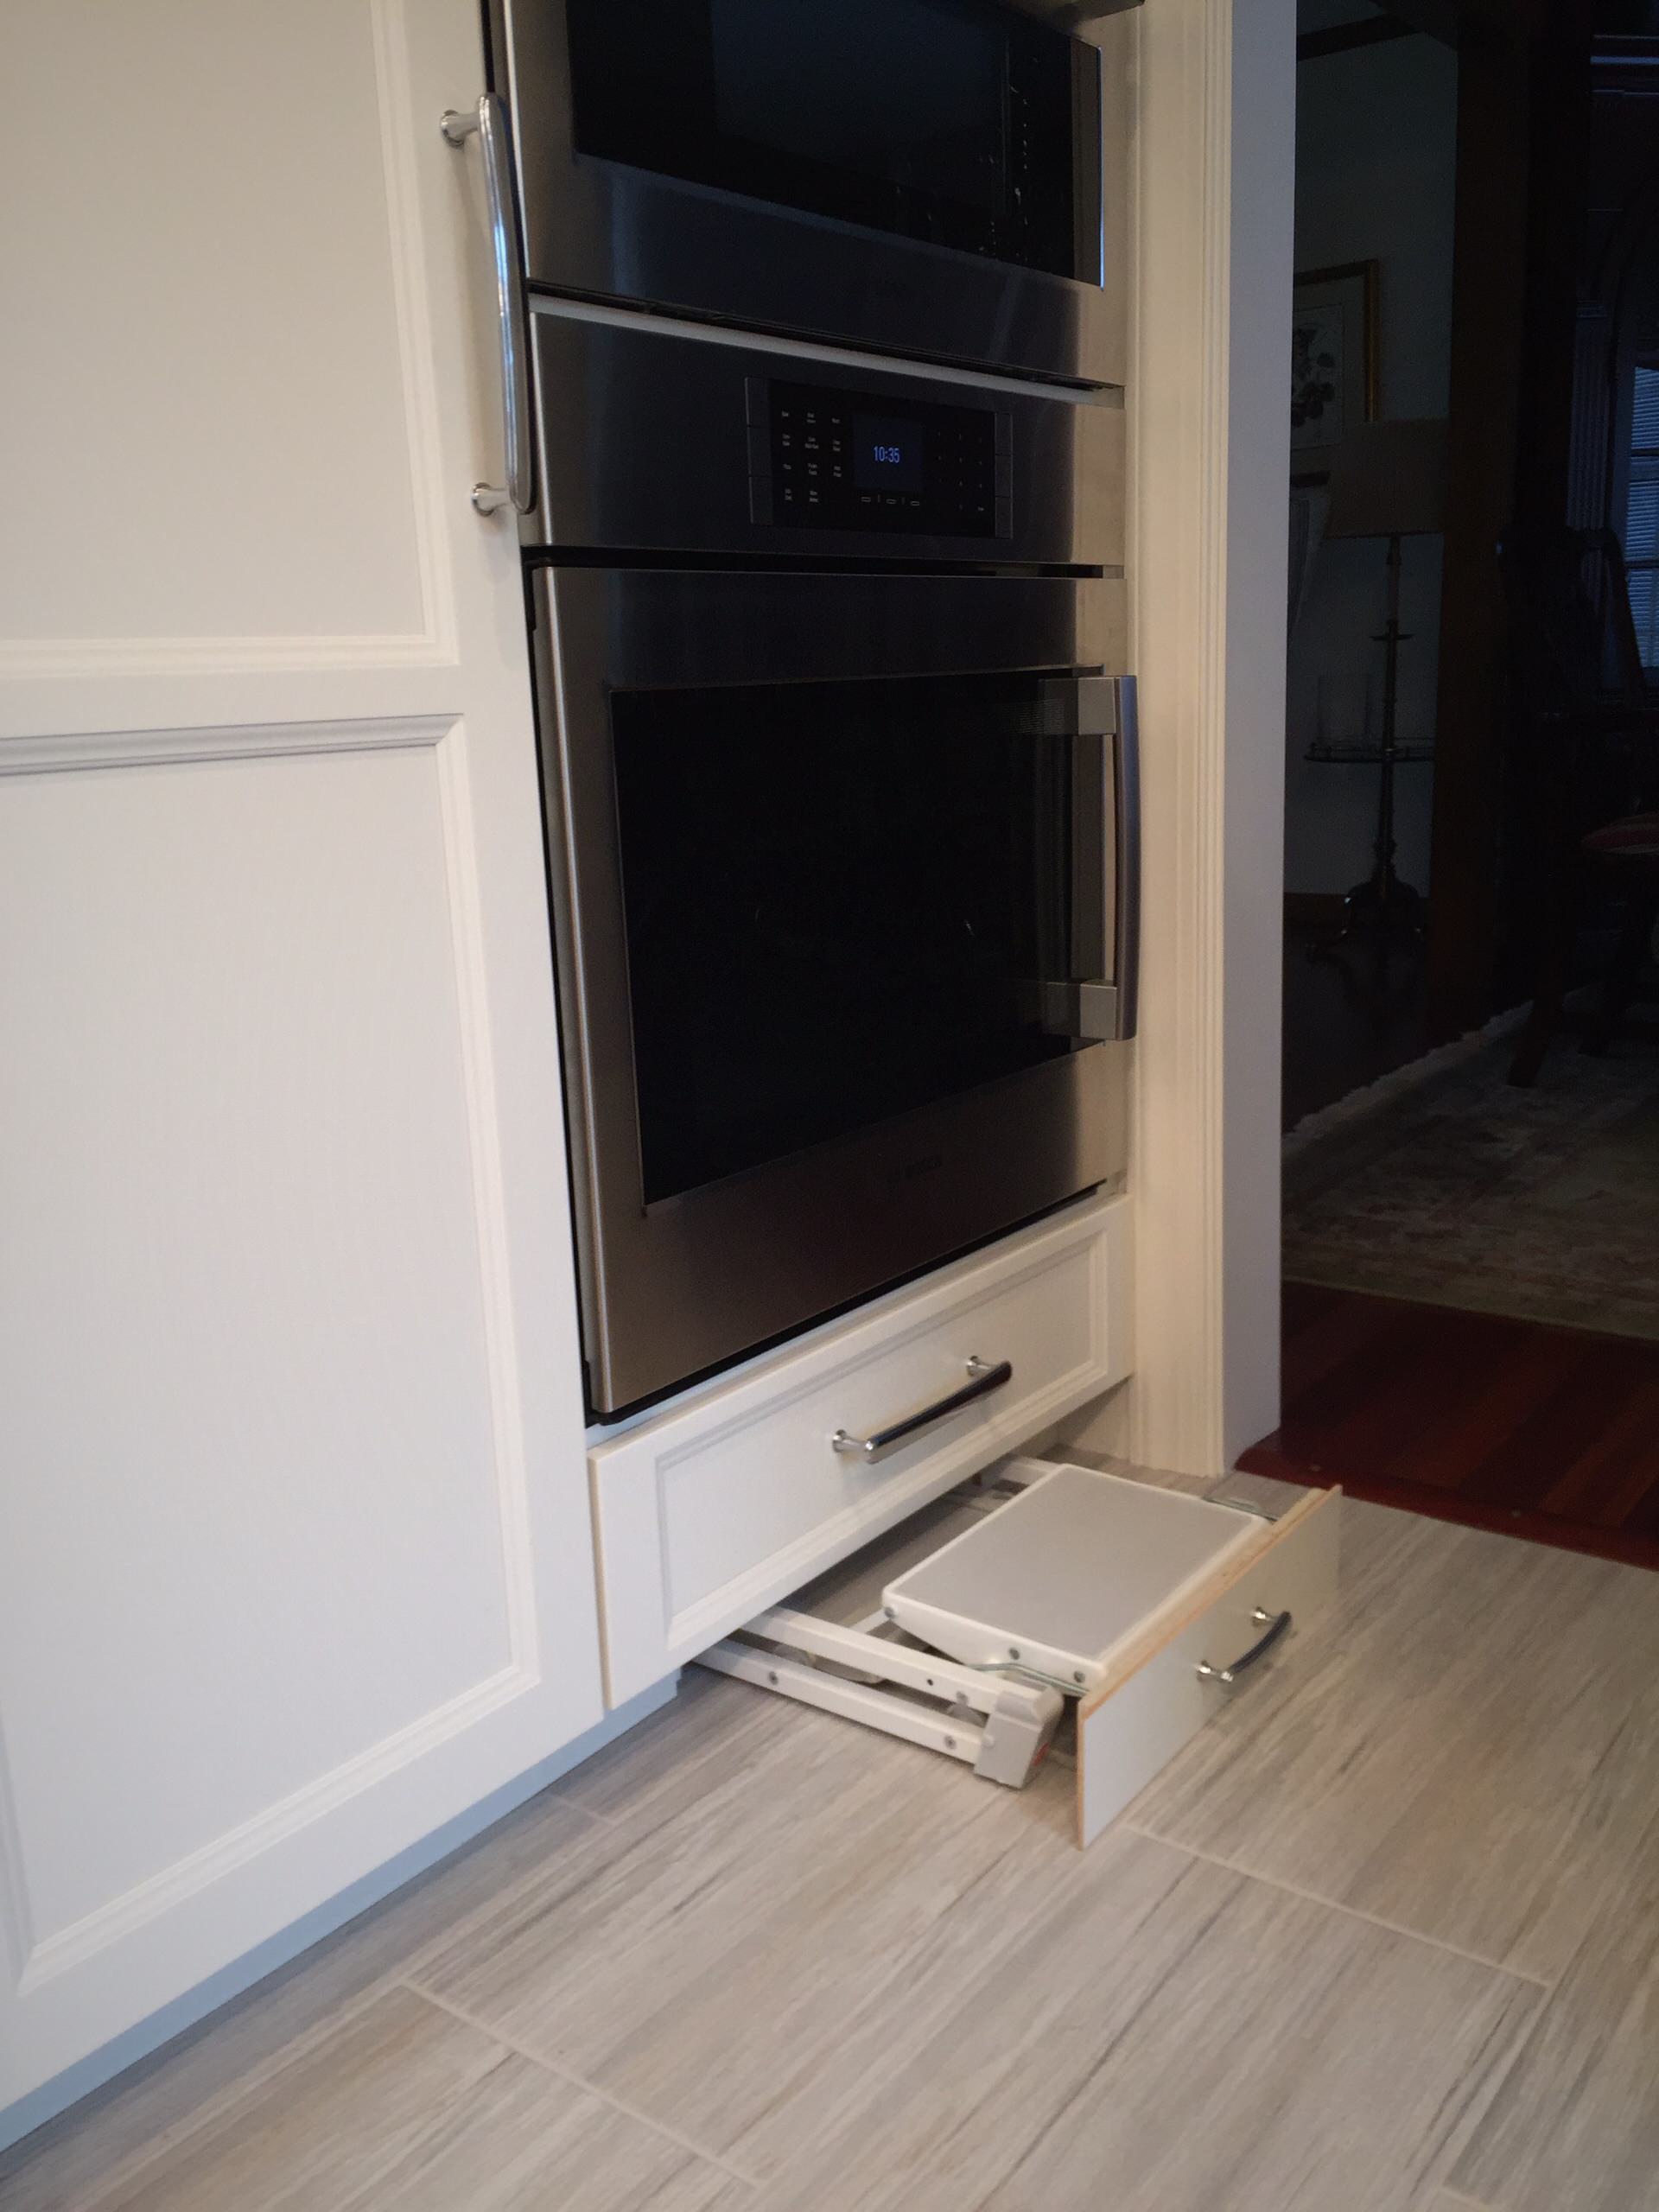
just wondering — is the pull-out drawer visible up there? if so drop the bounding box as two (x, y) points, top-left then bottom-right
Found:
(701, 1459), (1339, 1847)
(589, 1195), (1129, 1706)
(1071, 1478), (1338, 1843)
(880, 1461), (1338, 1842)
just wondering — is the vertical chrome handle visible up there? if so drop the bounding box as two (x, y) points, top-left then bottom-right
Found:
(1112, 675), (1141, 1042)
(441, 94), (535, 518)
(1045, 675), (1139, 1045)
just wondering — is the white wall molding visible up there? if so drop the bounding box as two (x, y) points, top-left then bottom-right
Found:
(432, 724), (543, 1680)
(0, 714), (454, 778)
(0, 1677), (677, 2162)
(0, 637), (456, 683)
(0, 1720), (31, 1987)
(15, 1661), (533, 1994)
(1090, 0), (1296, 1474)
(370, 0), (461, 666)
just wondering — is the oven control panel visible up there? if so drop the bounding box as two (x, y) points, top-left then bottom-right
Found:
(747, 377), (1012, 539)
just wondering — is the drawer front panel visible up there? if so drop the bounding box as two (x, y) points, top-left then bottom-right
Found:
(1077, 1484), (1340, 1847)
(591, 1196), (1128, 1705)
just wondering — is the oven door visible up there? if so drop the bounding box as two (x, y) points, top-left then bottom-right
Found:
(488, 0), (1118, 386)
(532, 565), (1136, 1417)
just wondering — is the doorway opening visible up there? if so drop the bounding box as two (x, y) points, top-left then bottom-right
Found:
(1253, 0), (1659, 1568)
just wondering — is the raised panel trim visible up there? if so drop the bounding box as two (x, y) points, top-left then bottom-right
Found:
(431, 725), (542, 1679)
(2, 709), (547, 1993)
(13, 1662), (532, 1994)
(369, 0), (460, 666)
(0, 638), (458, 683)
(0, 1719), (33, 1985)
(0, 0), (459, 686)
(0, 713), (453, 779)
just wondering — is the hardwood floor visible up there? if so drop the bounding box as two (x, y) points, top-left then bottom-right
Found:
(1242, 1281), (1659, 1571)
(7, 1474), (1659, 2211)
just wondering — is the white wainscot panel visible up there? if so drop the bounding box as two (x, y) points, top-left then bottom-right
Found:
(0, 0), (439, 664)
(0, 724), (528, 1976)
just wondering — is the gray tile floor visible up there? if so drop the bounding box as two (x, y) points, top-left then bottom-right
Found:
(3, 1470), (1657, 2211)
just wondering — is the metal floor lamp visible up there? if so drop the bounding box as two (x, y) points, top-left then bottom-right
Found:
(1309, 419), (1449, 944)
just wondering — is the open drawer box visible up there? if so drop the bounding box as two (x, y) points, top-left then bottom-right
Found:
(698, 1459), (1339, 1847)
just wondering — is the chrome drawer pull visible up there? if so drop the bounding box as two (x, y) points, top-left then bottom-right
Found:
(1197, 1606), (1292, 1687)
(832, 1357), (1013, 1466)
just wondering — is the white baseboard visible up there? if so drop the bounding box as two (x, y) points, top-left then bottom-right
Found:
(1283, 1005), (1529, 1158)
(0, 1677), (678, 2158)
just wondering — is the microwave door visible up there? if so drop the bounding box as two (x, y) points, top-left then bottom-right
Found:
(487, 0), (1118, 384)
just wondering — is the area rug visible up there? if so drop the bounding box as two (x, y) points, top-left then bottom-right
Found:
(1282, 1027), (1659, 1340)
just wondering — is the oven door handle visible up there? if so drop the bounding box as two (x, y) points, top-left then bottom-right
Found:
(1109, 675), (1141, 1041)
(441, 93), (536, 518)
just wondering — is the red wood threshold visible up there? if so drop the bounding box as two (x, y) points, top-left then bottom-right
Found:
(1239, 1283), (1659, 1575)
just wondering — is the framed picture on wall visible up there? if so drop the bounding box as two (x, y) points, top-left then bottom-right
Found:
(1291, 261), (1379, 453)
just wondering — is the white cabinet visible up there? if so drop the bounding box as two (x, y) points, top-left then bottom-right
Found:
(591, 1197), (1132, 1704)
(0, 0), (603, 2113)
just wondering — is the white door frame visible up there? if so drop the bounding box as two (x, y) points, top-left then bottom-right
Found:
(1084, 0), (1296, 1475)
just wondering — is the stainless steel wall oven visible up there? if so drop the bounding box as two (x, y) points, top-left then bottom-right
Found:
(511, 320), (1135, 1418)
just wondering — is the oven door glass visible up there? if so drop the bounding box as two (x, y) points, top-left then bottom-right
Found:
(563, 0), (1096, 284)
(610, 671), (1107, 1206)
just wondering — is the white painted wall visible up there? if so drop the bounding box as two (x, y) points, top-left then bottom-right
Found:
(1286, 34), (1458, 895)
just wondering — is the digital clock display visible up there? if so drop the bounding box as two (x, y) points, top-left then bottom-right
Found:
(852, 413), (925, 493)
(757, 375), (1001, 538)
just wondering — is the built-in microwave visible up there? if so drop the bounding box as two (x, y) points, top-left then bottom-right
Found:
(485, 0), (1123, 385)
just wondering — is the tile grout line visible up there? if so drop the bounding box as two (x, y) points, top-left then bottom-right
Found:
(67, 1797), (632, 2212)
(560, 1795), (626, 1827)
(383, 1797), (630, 1988)
(1118, 1822), (1556, 1992)
(399, 1980), (760, 2192)
(70, 1977), (415, 2212)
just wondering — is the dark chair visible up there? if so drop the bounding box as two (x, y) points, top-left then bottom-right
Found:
(1501, 524), (1659, 1086)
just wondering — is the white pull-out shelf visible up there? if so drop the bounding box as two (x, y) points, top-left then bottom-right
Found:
(696, 1459), (1338, 1847)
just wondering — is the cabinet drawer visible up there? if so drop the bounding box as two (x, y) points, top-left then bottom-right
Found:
(589, 1195), (1129, 1705)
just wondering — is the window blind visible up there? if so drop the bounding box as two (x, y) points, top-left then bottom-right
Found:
(1625, 363), (1659, 668)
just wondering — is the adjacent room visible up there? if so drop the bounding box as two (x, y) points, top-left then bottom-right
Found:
(1257, 0), (1659, 1572)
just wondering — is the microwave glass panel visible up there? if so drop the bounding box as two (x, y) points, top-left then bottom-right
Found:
(563, 0), (1092, 283)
